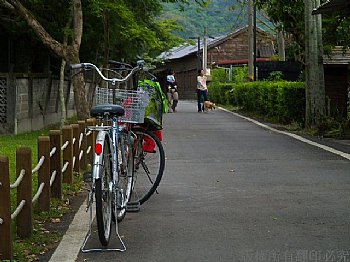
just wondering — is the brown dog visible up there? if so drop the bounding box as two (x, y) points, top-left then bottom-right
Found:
(204, 100), (216, 111)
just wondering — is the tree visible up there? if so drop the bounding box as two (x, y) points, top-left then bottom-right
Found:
(0, 0), (209, 119)
(254, 0), (331, 128)
(305, 0), (325, 128)
(1, 0), (90, 119)
(83, 0), (186, 64)
(255, 0), (305, 62)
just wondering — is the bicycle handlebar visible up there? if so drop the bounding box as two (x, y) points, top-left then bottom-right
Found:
(70, 60), (145, 84)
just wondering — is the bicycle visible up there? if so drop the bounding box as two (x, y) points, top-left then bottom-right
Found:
(108, 61), (166, 205)
(71, 61), (148, 252)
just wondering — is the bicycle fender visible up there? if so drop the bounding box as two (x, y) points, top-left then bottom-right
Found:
(92, 130), (110, 180)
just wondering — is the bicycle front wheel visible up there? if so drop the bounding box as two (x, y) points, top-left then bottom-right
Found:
(130, 128), (165, 204)
(95, 137), (113, 246)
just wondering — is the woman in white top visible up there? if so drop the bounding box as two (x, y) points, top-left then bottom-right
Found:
(196, 69), (208, 112)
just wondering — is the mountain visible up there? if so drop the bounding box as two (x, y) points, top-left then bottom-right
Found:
(161, 0), (273, 39)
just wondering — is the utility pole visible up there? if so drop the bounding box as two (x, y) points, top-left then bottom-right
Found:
(248, 0), (255, 80)
(203, 27), (208, 73)
(197, 37), (201, 71)
(253, 0), (257, 81)
(277, 29), (286, 61)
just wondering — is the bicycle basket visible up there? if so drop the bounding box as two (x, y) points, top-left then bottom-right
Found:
(95, 86), (149, 123)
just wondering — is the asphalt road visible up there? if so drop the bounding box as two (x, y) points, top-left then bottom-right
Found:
(51, 100), (350, 262)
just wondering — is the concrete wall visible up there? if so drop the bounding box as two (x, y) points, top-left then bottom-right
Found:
(0, 73), (76, 134)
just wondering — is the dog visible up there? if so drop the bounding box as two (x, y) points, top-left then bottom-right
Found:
(203, 100), (216, 111)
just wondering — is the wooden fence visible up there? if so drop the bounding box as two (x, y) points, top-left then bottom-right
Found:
(0, 118), (96, 260)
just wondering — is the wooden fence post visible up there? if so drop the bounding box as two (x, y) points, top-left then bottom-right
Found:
(16, 147), (32, 238)
(50, 130), (62, 199)
(38, 136), (50, 211)
(86, 118), (94, 167)
(72, 124), (80, 174)
(0, 156), (13, 260)
(62, 125), (73, 184)
(78, 120), (87, 171)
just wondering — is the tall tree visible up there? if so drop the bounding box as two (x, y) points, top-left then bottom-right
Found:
(255, 0), (305, 62)
(83, 0), (191, 64)
(254, 0), (329, 128)
(0, 0), (209, 119)
(305, 0), (325, 128)
(1, 0), (90, 119)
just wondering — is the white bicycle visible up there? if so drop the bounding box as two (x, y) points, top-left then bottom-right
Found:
(71, 61), (149, 252)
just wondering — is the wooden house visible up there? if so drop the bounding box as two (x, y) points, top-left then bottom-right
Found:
(313, 1), (350, 119)
(157, 26), (276, 99)
(323, 47), (350, 118)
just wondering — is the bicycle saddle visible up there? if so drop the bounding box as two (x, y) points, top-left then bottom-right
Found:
(90, 104), (125, 118)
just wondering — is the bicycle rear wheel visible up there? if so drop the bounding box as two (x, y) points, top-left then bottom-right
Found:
(95, 137), (113, 246)
(130, 128), (165, 204)
(116, 133), (134, 222)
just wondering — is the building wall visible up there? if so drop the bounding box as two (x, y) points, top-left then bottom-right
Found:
(158, 55), (199, 100)
(324, 64), (349, 117)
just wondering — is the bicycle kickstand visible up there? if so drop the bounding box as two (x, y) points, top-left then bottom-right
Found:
(80, 191), (126, 253)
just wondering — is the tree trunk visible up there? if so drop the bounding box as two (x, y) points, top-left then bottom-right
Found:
(59, 59), (67, 128)
(277, 29), (286, 61)
(304, 0), (325, 128)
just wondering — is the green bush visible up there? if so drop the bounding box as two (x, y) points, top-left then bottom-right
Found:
(267, 71), (284, 81)
(212, 68), (230, 83)
(208, 80), (305, 124)
(211, 66), (248, 83)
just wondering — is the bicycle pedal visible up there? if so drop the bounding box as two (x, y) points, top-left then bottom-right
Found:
(83, 171), (92, 183)
(126, 202), (140, 212)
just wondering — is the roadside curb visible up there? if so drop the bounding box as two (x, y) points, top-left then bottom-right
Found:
(47, 196), (89, 262)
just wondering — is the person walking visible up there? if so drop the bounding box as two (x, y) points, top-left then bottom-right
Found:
(196, 69), (208, 112)
(166, 70), (179, 112)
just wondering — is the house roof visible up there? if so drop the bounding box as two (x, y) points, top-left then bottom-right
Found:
(158, 26), (252, 61)
(312, 0), (350, 15)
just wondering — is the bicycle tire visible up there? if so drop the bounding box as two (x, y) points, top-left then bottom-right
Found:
(130, 128), (165, 204)
(95, 137), (113, 246)
(116, 132), (134, 222)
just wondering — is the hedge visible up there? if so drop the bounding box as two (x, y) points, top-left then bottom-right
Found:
(208, 81), (305, 124)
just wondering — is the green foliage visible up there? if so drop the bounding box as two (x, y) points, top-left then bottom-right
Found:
(210, 67), (249, 105)
(78, 0), (189, 64)
(211, 66), (248, 83)
(208, 81), (306, 125)
(267, 71), (284, 81)
(212, 68), (229, 83)
(255, 0), (305, 61)
(322, 15), (350, 48)
(232, 66), (248, 83)
(161, 0), (249, 38)
(0, 127), (85, 261)
(0, 0), (192, 69)
(255, 0), (350, 61)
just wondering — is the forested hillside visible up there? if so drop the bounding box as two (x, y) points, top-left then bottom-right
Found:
(161, 0), (272, 39)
